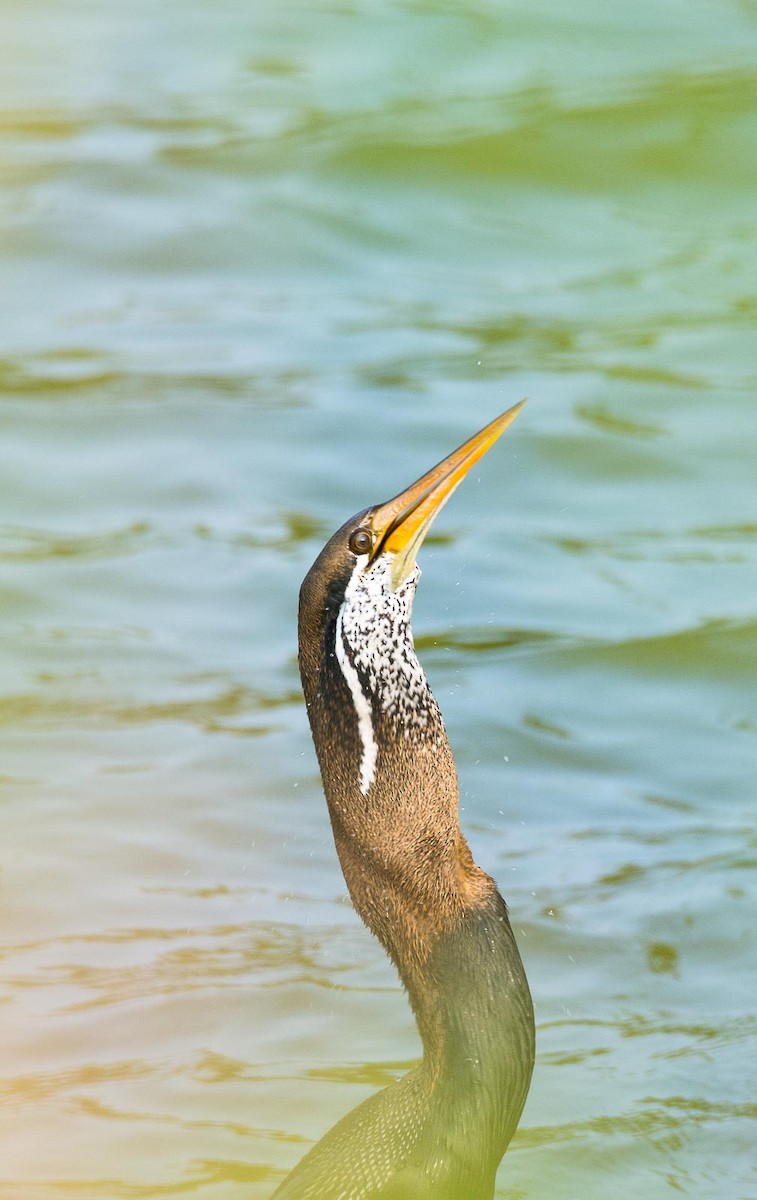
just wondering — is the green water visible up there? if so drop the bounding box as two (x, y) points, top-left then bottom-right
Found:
(1, 1), (756, 1196)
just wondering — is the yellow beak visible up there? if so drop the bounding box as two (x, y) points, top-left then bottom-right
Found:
(368, 400), (526, 589)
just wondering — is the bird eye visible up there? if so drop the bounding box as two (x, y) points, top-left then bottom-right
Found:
(348, 528), (373, 556)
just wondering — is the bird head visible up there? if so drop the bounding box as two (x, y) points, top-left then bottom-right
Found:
(300, 399), (525, 645)
(298, 402), (526, 790)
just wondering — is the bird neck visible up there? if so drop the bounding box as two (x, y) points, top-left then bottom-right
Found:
(412, 890), (535, 1168)
(299, 567), (534, 1165)
(300, 561), (491, 965)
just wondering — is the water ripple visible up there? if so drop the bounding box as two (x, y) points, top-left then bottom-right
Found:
(0, 523), (154, 562)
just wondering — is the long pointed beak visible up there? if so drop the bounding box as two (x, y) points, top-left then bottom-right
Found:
(368, 400), (525, 589)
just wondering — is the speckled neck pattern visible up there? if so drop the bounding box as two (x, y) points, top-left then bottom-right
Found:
(335, 554), (443, 795)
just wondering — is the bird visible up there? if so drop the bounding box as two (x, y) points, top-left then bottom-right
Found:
(274, 402), (535, 1200)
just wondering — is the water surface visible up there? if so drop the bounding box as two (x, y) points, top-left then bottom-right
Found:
(1, 2), (755, 1197)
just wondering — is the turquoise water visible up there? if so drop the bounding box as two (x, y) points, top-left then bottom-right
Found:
(1, 2), (755, 1196)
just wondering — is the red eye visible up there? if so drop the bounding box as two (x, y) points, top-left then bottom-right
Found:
(348, 528), (373, 556)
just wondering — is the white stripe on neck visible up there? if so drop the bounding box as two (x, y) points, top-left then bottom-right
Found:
(335, 558), (378, 795)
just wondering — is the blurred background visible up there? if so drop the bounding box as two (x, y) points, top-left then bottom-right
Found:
(1, 1), (755, 1197)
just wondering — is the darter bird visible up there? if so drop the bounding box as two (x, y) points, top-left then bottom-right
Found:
(276, 403), (534, 1200)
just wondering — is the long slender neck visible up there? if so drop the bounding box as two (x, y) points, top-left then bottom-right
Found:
(298, 561), (534, 1177)
(300, 564), (486, 970)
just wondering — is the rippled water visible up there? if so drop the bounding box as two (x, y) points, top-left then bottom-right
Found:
(1, 2), (756, 1197)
